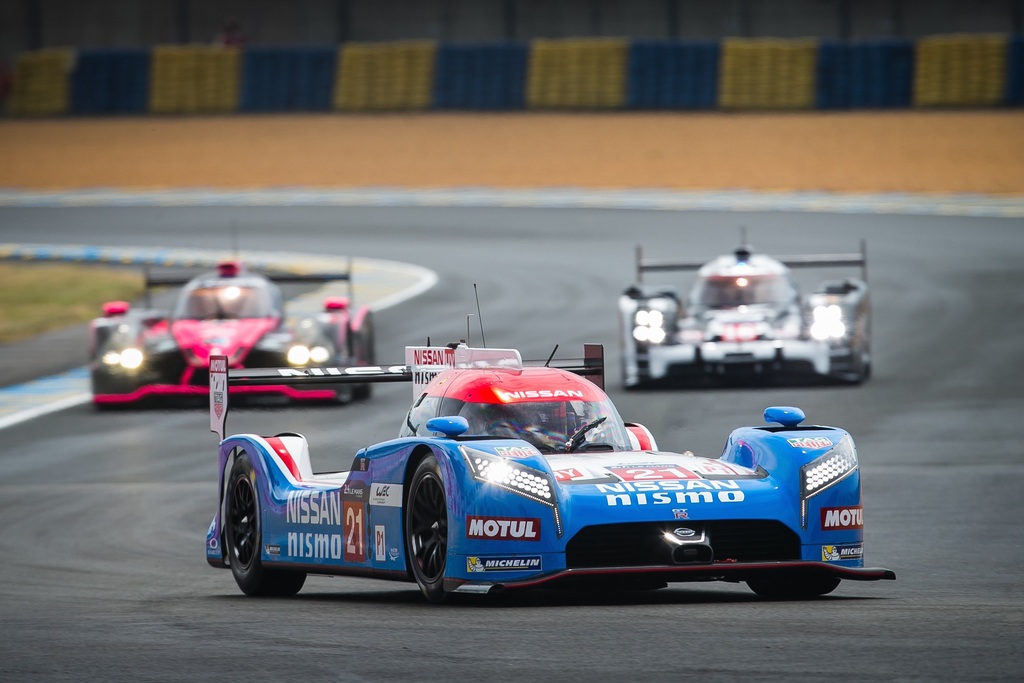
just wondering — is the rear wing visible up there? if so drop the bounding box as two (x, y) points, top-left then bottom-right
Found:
(145, 260), (354, 308)
(635, 241), (868, 284)
(209, 343), (605, 440)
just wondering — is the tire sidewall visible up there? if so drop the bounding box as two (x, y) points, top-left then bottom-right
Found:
(405, 455), (448, 603)
(225, 451), (266, 595)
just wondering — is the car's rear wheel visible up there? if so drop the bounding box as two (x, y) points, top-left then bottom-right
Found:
(405, 455), (449, 603)
(746, 575), (841, 600)
(225, 451), (306, 597)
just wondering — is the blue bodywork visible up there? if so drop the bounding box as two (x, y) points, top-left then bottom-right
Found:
(207, 405), (892, 595)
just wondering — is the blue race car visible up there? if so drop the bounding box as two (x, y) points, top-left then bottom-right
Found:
(205, 343), (894, 602)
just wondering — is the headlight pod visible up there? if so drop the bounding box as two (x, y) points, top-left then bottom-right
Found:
(633, 308), (667, 344)
(800, 434), (858, 527)
(810, 304), (847, 340)
(460, 445), (563, 536)
(102, 348), (144, 369)
(286, 344), (331, 366)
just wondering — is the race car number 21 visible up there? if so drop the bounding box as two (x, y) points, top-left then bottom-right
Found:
(344, 501), (365, 562)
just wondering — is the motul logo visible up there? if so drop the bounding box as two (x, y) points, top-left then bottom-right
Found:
(821, 506), (863, 530)
(466, 516), (540, 541)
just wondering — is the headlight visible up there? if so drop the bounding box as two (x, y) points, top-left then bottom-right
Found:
(460, 445), (562, 536)
(799, 434), (858, 528)
(810, 305), (847, 340)
(309, 345), (331, 364)
(633, 308), (668, 344)
(287, 345), (311, 365)
(120, 348), (144, 369)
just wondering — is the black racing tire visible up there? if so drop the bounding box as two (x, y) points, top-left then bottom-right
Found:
(405, 455), (449, 603)
(352, 314), (376, 401)
(225, 451), (306, 597)
(746, 575), (841, 600)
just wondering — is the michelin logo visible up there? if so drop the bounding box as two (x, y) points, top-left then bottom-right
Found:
(467, 556), (542, 572)
(822, 544), (863, 562)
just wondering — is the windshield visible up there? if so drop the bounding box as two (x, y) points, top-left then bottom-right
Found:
(692, 275), (795, 308)
(174, 285), (276, 320)
(455, 398), (633, 453)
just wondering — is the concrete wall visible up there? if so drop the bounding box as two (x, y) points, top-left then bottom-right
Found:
(1, 0), (1021, 64)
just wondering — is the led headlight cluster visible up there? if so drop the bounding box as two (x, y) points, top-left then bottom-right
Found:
(810, 304), (847, 341)
(460, 445), (562, 536)
(801, 435), (858, 495)
(287, 344), (331, 366)
(799, 435), (858, 527)
(102, 348), (144, 369)
(633, 308), (666, 344)
(462, 446), (553, 503)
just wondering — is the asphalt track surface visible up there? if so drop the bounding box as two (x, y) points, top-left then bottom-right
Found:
(0, 206), (1021, 681)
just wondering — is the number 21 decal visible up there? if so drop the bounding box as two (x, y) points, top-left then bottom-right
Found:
(344, 501), (365, 562)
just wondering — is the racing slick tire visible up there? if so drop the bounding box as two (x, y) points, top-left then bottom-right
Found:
(746, 575), (841, 600)
(352, 313), (376, 401)
(405, 455), (449, 604)
(225, 451), (306, 597)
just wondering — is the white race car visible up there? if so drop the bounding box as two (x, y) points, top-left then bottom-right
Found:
(620, 243), (870, 388)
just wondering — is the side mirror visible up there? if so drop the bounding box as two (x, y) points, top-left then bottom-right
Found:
(426, 416), (469, 438)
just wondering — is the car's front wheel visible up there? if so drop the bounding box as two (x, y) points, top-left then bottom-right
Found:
(225, 451), (306, 597)
(405, 455), (449, 603)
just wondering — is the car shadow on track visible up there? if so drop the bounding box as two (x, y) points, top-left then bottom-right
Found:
(209, 586), (887, 608)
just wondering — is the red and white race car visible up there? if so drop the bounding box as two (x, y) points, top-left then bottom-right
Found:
(89, 260), (374, 407)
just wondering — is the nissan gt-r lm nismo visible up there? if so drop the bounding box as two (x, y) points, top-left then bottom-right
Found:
(205, 343), (894, 603)
(620, 242), (871, 388)
(89, 260), (375, 406)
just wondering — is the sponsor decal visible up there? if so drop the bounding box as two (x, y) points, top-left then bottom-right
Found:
(352, 457), (370, 472)
(341, 481), (369, 501)
(673, 509), (689, 519)
(467, 556), (542, 572)
(494, 388), (585, 401)
(822, 544), (863, 562)
(494, 445), (540, 459)
(276, 365), (407, 377)
(389, 547), (400, 561)
(374, 525), (386, 562)
(597, 480), (745, 506)
(369, 482), (402, 507)
(722, 322), (760, 342)
(688, 460), (754, 477)
(788, 436), (835, 449)
(264, 544), (281, 556)
(288, 532), (343, 559)
(607, 465), (700, 481)
(209, 355), (227, 434)
(821, 506), (863, 530)
(554, 467), (587, 482)
(286, 490), (343, 526)
(407, 346), (456, 392)
(343, 501), (366, 562)
(466, 516), (541, 541)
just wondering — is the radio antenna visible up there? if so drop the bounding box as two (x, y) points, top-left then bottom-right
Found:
(544, 344), (559, 367)
(473, 284), (487, 347)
